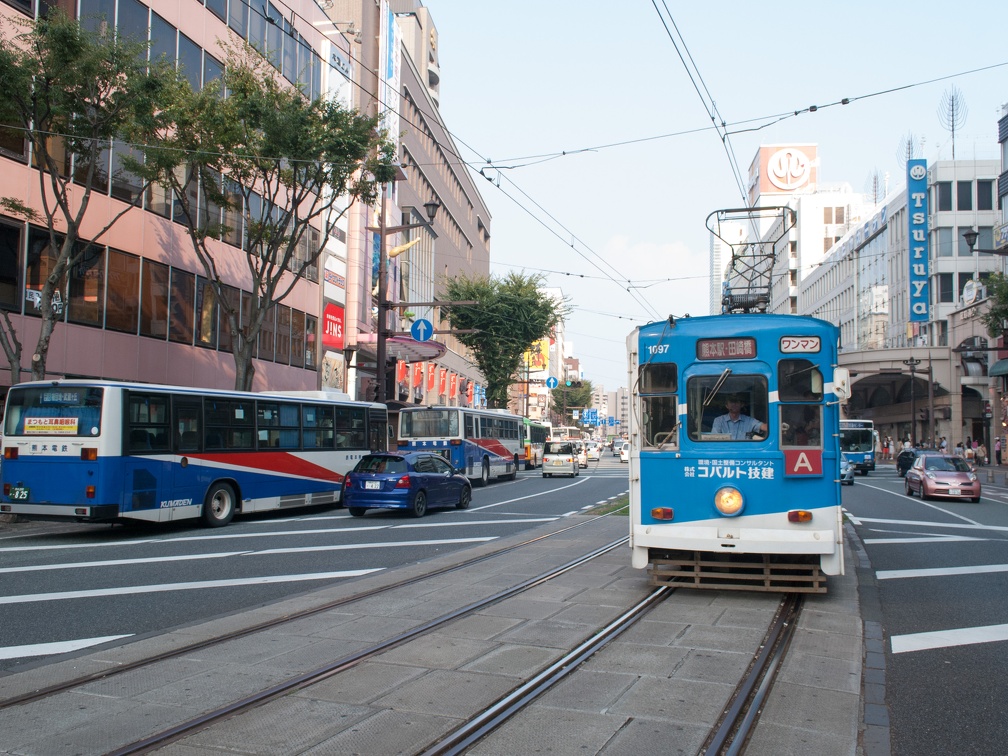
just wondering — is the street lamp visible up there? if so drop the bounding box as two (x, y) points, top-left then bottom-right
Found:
(370, 190), (440, 404)
(902, 357), (920, 444)
(963, 227), (980, 282)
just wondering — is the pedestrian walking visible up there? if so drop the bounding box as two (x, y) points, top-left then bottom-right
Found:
(996, 437), (1002, 466)
(978, 443), (988, 466)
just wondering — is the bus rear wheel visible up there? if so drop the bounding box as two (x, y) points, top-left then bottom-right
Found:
(202, 482), (236, 527)
(478, 458), (490, 487)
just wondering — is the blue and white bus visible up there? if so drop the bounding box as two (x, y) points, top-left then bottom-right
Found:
(397, 406), (521, 486)
(0, 380), (387, 527)
(839, 419), (876, 475)
(627, 313), (850, 592)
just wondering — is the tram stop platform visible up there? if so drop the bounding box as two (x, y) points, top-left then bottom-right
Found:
(0, 515), (879, 755)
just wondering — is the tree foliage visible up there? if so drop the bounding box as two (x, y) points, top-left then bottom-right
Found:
(137, 41), (397, 390)
(551, 380), (595, 426)
(0, 11), (179, 382)
(441, 272), (567, 408)
(981, 273), (1008, 338)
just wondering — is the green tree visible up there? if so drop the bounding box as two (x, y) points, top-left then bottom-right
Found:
(551, 380), (595, 427)
(0, 11), (179, 382)
(441, 272), (567, 408)
(981, 273), (1008, 338)
(139, 42), (396, 390)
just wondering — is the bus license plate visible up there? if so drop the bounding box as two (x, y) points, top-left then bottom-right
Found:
(949, 488), (960, 495)
(9, 486), (29, 500)
(365, 481), (380, 490)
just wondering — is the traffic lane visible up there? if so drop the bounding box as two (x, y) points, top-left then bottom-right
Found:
(0, 473), (627, 669)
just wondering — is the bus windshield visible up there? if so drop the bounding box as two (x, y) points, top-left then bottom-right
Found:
(400, 409), (459, 438)
(839, 427), (874, 452)
(4, 386), (104, 437)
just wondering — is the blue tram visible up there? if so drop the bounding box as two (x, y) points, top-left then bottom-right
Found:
(627, 314), (850, 592)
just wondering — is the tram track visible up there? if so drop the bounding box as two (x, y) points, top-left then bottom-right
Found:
(0, 512), (621, 711)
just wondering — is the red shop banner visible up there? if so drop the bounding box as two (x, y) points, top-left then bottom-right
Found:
(396, 360), (408, 383)
(449, 373), (458, 398)
(427, 363), (437, 392)
(466, 381), (475, 403)
(412, 362), (425, 387)
(439, 368), (448, 395)
(321, 303), (344, 350)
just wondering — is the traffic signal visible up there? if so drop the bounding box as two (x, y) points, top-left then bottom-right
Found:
(564, 380), (583, 388)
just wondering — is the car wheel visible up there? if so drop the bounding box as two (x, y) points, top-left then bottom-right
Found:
(904, 479), (913, 496)
(543, 472), (550, 478)
(575, 465), (579, 477)
(411, 490), (427, 518)
(971, 496), (981, 503)
(477, 458), (490, 487)
(348, 507), (366, 517)
(202, 482), (236, 527)
(456, 486), (471, 510)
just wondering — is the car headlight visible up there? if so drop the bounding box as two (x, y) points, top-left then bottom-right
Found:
(968, 473), (977, 482)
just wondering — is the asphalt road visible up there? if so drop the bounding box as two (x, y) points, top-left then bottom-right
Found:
(0, 455), (630, 674)
(844, 461), (1008, 756)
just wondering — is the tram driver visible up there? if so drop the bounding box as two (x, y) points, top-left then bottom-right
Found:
(712, 394), (767, 440)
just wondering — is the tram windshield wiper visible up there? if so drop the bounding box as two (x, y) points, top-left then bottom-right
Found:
(703, 368), (732, 408)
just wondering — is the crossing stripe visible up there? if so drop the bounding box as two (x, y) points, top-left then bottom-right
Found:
(891, 623), (1008, 653)
(0, 635), (133, 660)
(877, 563), (1008, 580)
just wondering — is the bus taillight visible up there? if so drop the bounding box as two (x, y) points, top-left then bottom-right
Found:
(449, 439), (462, 445)
(4, 447), (17, 460)
(651, 507), (674, 520)
(85, 485), (95, 499)
(788, 510), (813, 523)
(81, 448), (97, 461)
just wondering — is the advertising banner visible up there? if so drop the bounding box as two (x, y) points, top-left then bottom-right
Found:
(907, 159), (929, 322)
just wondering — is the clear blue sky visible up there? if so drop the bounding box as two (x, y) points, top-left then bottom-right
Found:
(425, 0), (1006, 391)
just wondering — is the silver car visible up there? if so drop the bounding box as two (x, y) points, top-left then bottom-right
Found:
(543, 441), (579, 478)
(839, 455), (855, 486)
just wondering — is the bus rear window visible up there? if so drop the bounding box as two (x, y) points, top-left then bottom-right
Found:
(3, 386), (104, 437)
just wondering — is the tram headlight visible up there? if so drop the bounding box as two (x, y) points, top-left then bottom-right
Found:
(713, 486), (744, 516)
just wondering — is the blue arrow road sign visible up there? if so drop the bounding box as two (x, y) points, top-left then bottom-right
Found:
(545, 377), (558, 389)
(410, 318), (433, 342)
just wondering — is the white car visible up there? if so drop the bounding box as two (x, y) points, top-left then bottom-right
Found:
(586, 443), (601, 461)
(542, 440), (579, 478)
(574, 441), (588, 468)
(619, 441), (630, 463)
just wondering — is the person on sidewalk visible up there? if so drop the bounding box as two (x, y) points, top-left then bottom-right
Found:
(996, 437), (1002, 466)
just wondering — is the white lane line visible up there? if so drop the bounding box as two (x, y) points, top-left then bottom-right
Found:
(0, 570), (382, 606)
(469, 477), (589, 512)
(0, 635), (133, 660)
(855, 517), (1008, 533)
(3, 538), (496, 575)
(255, 537), (496, 556)
(891, 623), (1008, 653)
(392, 518), (557, 528)
(877, 563), (1008, 580)
(1, 551), (251, 574)
(863, 536), (985, 545)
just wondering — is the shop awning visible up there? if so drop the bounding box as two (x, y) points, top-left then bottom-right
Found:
(989, 358), (1008, 377)
(355, 333), (446, 363)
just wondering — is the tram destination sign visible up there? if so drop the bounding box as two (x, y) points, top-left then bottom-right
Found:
(696, 337), (756, 360)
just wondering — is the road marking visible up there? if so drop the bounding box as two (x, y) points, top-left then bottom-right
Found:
(864, 536), (985, 545)
(891, 623), (1008, 653)
(0, 635), (133, 660)
(1, 551), (251, 574)
(855, 517), (1008, 533)
(255, 537), (496, 556)
(877, 563), (1008, 580)
(470, 477), (589, 512)
(0, 570), (382, 605)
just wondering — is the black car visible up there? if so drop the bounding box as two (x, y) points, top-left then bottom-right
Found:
(896, 448), (924, 477)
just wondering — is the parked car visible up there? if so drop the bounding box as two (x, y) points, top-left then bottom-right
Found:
(343, 452), (471, 518)
(619, 441), (630, 463)
(574, 441), (588, 468)
(839, 454), (855, 486)
(543, 440), (579, 478)
(904, 453), (981, 502)
(896, 448), (924, 477)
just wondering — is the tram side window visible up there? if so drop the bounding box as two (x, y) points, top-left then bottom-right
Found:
(687, 375), (769, 442)
(778, 359), (824, 402)
(780, 404), (822, 448)
(639, 363), (677, 448)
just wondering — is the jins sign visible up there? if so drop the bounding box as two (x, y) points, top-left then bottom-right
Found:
(906, 160), (929, 322)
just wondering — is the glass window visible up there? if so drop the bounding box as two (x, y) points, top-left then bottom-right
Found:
(256, 401), (299, 449)
(957, 181), (973, 211)
(149, 13), (176, 66)
(687, 375), (769, 442)
(67, 243), (105, 327)
(302, 403), (333, 449)
(203, 53), (223, 95)
(0, 122), (27, 161)
(778, 359), (823, 401)
(639, 363), (677, 448)
(275, 304), (291, 364)
(835, 206), (844, 224)
(168, 267), (194, 344)
(4, 385), (104, 437)
(979, 227), (994, 252)
(127, 392), (171, 452)
(781, 404), (822, 448)
(73, 143), (110, 196)
(140, 258), (169, 338)
(78, 0), (115, 36)
(937, 273), (954, 303)
(0, 220), (22, 312)
(204, 398), (253, 450)
(194, 276), (217, 348)
(117, 0), (149, 45)
(205, 0), (226, 22)
(936, 227), (953, 257)
(290, 309), (305, 368)
(25, 227), (64, 320)
(258, 304), (275, 361)
(221, 179), (243, 247)
(217, 285), (239, 353)
(248, 2), (266, 55)
(958, 228), (975, 256)
(282, 19), (297, 83)
(105, 249), (139, 333)
(305, 314), (317, 369)
(936, 181), (952, 212)
(266, 3), (282, 69)
(229, 0), (249, 39)
(110, 139), (143, 204)
(978, 180), (994, 211)
(177, 33), (202, 90)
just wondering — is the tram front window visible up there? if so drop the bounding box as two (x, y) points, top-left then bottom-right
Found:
(687, 375), (768, 442)
(639, 363), (677, 448)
